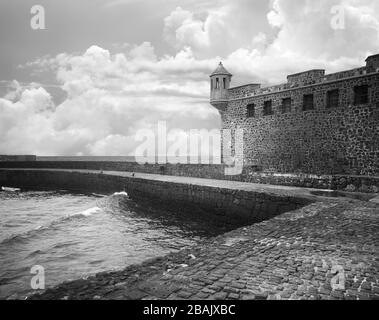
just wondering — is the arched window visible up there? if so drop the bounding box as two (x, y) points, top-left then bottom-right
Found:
(223, 78), (226, 89)
(216, 78), (220, 89)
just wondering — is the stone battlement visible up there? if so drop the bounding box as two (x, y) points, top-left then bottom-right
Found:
(209, 54), (379, 176)
(228, 66), (375, 101)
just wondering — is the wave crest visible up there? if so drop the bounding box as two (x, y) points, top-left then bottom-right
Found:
(0, 191), (129, 248)
(0, 207), (102, 247)
(73, 207), (102, 217)
(112, 191), (128, 197)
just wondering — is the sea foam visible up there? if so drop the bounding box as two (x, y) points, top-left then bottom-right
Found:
(73, 207), (102, 217)
(112, 191), (128, 197)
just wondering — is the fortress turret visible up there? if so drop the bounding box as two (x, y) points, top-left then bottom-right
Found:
(210, 62), (232, 113)
(366, 54), (379, 73)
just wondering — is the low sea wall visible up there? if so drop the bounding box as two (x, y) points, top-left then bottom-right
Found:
(0, 155), (36, 161)
(0, 161), (378, 192)
(0, 169), (311, 227)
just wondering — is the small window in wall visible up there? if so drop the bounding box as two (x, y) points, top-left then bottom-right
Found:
(247, 104), (255, 118)
(215, 78), (220, 89)
(223, 78), (226, 89)
(282, 98), (292, 113)
(303, 94), (314, 111)
(354, 85), (369, 105)
(327, 89), (339, 108)
(263, 100), (273, 116)
(211, 79), (213, 90)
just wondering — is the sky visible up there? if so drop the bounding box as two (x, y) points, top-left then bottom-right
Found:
(0, 0), (378, 156)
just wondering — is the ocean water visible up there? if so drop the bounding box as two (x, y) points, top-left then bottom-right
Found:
(0, 190), (223, 299)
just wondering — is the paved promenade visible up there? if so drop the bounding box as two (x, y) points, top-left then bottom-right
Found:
(24, 171), (378, 300)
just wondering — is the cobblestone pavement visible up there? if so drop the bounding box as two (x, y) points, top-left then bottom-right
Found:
(28, 197), (379, 300)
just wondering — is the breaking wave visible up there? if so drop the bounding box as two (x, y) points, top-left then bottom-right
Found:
(0, 191), (129, 248)
(112, 191), (128, 197)
(75, 207), (102, 217)
(0, 206), (102, 247)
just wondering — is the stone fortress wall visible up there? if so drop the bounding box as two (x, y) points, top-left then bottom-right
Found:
(0, 169), (311, 227)
(1, 161), (378, 192)
(211, 54), (379, 176)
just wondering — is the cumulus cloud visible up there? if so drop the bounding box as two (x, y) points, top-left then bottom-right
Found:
(1, 0), (379, 156)
(163, 6), (225, 52)
(163, 0), (271, 58)
(3, 80), (23, 101)
(266, 0), (379, 60)
(0, 44), (220, 156)
(163, 0), (379, 83)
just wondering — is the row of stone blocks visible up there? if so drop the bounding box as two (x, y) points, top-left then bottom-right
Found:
(0, 161), (377, 192)
(0, 170), (311, 227)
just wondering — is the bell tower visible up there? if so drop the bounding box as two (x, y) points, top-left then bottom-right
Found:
(210, 62), (232, 113)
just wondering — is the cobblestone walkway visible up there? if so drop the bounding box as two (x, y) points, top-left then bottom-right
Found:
(30, 198), (379, 300)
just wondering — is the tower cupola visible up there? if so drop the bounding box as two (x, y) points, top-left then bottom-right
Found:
(210, 62), (232, 113)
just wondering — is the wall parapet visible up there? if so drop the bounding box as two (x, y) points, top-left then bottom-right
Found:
(227, 70), (379, 102)
(0, 169), (313, 227)
(0, 162), (378, 193)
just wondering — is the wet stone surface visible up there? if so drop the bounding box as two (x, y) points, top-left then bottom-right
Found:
(29, 199), (379, 300)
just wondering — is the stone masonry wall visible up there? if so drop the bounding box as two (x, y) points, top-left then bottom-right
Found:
(0, 169), (310, 227)
(223, 73), (379, 176)
(287, 70), (325, 86)
(0, 162), (378, 192)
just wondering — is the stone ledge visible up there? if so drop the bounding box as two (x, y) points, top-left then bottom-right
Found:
(0, 162), (378, 193)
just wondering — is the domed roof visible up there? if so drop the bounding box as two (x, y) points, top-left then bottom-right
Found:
(210, 62), (232, 77)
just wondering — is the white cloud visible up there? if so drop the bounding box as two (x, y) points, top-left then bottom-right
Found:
(163, 6), (225, 51)
(266, 0), (379, 60)
(163, 1), (270, 58)
(267, 0), (284, 28)
(3, 80), (23, 101)
(163, 0), (379, 83)
(2, 0), (379, 156)
(0, 44), (220, 156)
